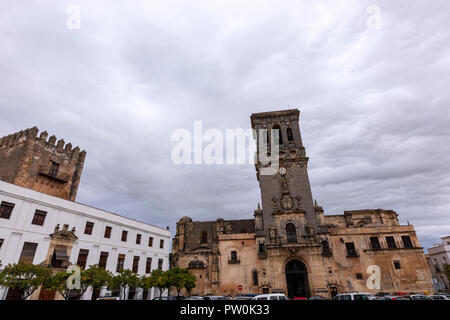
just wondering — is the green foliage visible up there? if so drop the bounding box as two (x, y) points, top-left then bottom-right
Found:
(149, 268), (197, 298)
(0, 262), (51, 300)
(150, 268), (170, 299)
(82, 264), (113, 300)
(43, 270), (74, 300)
(43, 265), (112, 300)
(184, 273), (197, 296)
(168, 267), (196, 296)
(0, 261), (197, 300)
(138, 275), (155, 291)
(111, 269), (139, 300)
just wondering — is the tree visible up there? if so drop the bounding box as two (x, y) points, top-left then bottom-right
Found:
(167, 268), (183, 297)
(151, 269), (170, 300)
(138, 275), (154, 300)
(43, 270), (75, 300)
(111, 269), (139, 300)
(0, 262), (51, 300)
(184, 273), (197, 296)
(168, 267), (196, 297)
(81, 264), (113, 300)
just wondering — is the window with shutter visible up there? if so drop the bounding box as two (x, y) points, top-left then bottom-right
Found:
(19, 242), (38, 264)
(77, 249), (89, 270)
(32, 210), (47, 226)
(0, 202), (14, 219)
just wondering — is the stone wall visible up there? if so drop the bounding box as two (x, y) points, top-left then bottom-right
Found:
(0, 127), (86, 201)
(170, 109), (434, 297)
(328, 211), (433, 294)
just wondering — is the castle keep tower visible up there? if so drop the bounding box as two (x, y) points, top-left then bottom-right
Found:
(0, 126), (86, 201)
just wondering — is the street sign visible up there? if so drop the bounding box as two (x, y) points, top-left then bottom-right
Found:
(238, 285), (243, 291)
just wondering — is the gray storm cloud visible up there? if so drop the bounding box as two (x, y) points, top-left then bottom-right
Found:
(0, 0), (449, 249)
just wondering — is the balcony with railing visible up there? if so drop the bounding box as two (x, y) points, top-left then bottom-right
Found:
(321, 240), (332, 257)
(258, 243), (267, 259)
(258, 250), (267, 259)
(321, 246), (333, 257)
(346, 248), (360, 258)
(38, 164), (70, 183)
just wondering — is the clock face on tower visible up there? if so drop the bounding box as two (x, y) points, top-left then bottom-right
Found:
(279, 167), (287, 175)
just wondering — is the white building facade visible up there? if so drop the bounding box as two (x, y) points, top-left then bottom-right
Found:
(427, 236), (450, 293)
(0, 180), (171, 300)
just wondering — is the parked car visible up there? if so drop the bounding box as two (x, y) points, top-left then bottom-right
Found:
(390, 295), (410, 300)
(152, 296), (188, 300)
(374, 292), (391, 297)
(202, 295), (227, 300)
(252, 293), (288, 300)
(233, 295), (253, 300)
(409, 294), (432, 300)
(186, 296), (206, 300)
(292, 297), (307, 300)
(308, 295), (329, 300)
(430, 295), (450, 300)
(97, 296), (120, 300)
(373, 296), (396, 300)
(334, 293), (375, 300)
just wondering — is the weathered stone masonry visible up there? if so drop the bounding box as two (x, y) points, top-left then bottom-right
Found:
(171, 109), (434, 298)
(0, 127), (86, 201)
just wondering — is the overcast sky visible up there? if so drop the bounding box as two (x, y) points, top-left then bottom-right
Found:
(1, 0), (449, 250)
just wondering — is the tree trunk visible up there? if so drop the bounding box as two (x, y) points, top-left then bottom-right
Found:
(91, 288), (98, 300)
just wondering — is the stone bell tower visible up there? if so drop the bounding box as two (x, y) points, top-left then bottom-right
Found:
(251, 109), (319, 238)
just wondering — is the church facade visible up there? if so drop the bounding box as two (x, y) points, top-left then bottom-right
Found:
(171, 109), (433, 298)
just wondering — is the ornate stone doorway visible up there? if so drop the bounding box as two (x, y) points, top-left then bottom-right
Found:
(38, 288), (56, 300)
(285, 260), (310, 298)
(330, 286), (338, 299)
(5, 288), (23, 300)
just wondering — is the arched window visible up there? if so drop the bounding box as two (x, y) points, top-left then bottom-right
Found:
(287, 128), (293, 142)
(272, 124), (283, 145)
(253, 270), (259, 286)
(201, 231), (207, 244)
(286, 223), (297, 243)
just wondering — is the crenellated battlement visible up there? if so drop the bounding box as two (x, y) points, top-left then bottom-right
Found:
(0, 127), (87, 201)
(0, 126), (37, 148)
(0, 126), (86, 162)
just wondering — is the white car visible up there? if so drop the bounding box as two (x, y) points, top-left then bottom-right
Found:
(334, 293), (375, 300)
(203, 295), (227, 300)
(251, 293), (288, 300)
(97, 296), (120, 300)
(430, 295), (450, 300)
(409, 294), (432, 300)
